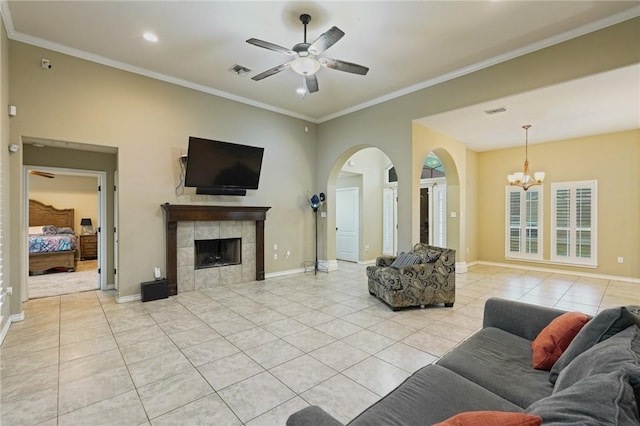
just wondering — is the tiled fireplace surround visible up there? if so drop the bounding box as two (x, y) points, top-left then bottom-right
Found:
(162, 204), (270, 295)
(176, 220), (256, 292)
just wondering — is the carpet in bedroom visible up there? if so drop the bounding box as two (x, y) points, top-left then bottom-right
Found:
(29, 268), (98, 299)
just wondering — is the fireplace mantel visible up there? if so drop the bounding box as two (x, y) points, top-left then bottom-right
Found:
(161, 203), (271, 295)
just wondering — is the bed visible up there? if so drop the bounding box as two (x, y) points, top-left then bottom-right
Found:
(28, 199), (77, 275)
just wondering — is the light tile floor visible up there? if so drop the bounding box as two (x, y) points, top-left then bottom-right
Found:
(2, 262), (639, 425)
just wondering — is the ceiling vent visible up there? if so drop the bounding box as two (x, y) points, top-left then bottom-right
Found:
(484, 107), (507, 115)
(229, 64), (251, 76)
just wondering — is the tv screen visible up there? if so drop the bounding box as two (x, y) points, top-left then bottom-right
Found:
(184, 137), (264, 192)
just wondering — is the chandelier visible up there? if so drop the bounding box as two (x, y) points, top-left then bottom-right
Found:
(507, 125), (545, 191)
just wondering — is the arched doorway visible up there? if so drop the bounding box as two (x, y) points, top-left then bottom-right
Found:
(329, 146), (394, 264)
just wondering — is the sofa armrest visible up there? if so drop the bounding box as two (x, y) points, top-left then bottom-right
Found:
(482, 297), (568, 341)
(286, 406), (344, 426)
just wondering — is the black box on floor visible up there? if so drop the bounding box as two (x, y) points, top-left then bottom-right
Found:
(141, 279), (169, 302)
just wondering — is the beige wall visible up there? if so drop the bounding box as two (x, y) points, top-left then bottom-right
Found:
(1, 17), (11, 330)
(28, 174), (99, 235)
(9, 41), (317, 302)
(478, 129), (640, 277)
(317, 17), (640, 272)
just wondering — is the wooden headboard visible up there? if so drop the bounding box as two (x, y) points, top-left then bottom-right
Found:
(29, 199), (74, 228)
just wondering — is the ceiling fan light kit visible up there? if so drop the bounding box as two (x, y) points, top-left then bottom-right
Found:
(246, 13), (369, 94)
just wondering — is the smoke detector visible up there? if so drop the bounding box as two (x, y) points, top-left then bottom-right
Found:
(229, 64), (251, 76)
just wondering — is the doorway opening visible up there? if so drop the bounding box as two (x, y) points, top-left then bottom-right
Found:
(26, 166), (105, 298)
(22, 139), (118, 302)
(420, 152), (447, 247)
(333, 147), (394, 264)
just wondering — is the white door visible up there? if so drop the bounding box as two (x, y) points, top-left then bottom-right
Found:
(382, 186), (398, 255)
(336, 187), (359, 262)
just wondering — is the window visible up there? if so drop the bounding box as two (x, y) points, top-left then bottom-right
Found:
(551, 181), (597, 266)
(505, 186), (543, 260)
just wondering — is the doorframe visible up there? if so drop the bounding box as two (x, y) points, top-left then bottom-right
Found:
(23, 165), (108, 300)
(420, 177), (447, 246)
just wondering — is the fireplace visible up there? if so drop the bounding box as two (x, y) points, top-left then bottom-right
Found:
(195, 238), (241, 269)
(162, 203), (271, 295)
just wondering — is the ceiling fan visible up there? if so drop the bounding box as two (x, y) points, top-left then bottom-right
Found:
(246, 14), (369, 94)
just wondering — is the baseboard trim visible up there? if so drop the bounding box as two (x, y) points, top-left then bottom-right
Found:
(476, 260), (640, 284)
(0, 317), (11, 345)
(11, 312), (25, 322)
(455, 261), (468, 274)
(265, 268), (305, 279)
(116, 294), (141, 304)
(319, 259), (338, 272)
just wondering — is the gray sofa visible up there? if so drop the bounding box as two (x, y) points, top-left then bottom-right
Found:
(365, 244), (455, 310)
(287, 298), (640, 425)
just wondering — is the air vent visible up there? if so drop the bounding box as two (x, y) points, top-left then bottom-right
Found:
(229, 64), (251, 76)
(484, 107), (507, 115)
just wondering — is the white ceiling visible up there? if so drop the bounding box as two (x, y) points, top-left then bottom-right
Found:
(3, 1), (640, 150)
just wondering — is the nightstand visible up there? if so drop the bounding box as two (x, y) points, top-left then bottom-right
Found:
(80, 234), (98, 260)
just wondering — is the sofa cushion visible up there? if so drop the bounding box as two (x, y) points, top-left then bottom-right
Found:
(390, 252), (421, 269)
(553, 325), (640, 393)
(527, 368), (640, 425)
(433, 411), (542, 426)
(437, 327), (553, 408)
(286, 406), (344, 426)
(348, 364), (522, 426)
(531, 312), (590, 370)
(549, 306), (640, 384)
(410, 243), (442, 263)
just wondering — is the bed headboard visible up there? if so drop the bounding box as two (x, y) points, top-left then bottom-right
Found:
(29, 199), (75, 228)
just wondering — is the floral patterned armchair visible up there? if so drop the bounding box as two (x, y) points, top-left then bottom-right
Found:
(365, 243), (455, 310)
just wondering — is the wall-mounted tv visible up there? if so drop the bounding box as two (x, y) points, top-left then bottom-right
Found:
(184, 137), (264, 196)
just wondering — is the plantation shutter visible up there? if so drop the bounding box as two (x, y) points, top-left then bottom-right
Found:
(505, 186), (542, 260)
(551, 181), (597, 266)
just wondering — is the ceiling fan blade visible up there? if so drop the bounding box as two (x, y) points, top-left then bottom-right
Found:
(251, 63), (291, 81)
(246, 38), (295, 55)
(308, 26), (345, 55)
(320, 57), (369, 75)
(29, 170), (55, 179)
(305, 75), (319, 93)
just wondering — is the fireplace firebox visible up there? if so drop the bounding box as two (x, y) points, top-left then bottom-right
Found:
(195, 238), (241, 269)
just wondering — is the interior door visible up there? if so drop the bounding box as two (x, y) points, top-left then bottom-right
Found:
(382, 186), (397, 255)
(336, 187), (359, 262)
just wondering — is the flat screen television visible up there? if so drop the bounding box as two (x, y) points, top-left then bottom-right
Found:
(184, 136), (264, 196)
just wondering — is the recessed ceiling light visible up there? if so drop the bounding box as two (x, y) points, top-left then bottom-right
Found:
(143, 32), (158, 42)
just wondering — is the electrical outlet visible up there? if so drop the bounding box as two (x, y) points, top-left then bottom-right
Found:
(274, 253), (278, 260)
(618, 257), (624, 264)
(286, 251), (291, 258)
(273, 244), (278, 250)
(365, 245), (369, 252)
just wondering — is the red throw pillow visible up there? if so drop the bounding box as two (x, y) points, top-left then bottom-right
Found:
(434, 411), (542, 426)
(531, 311), (590, 370)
